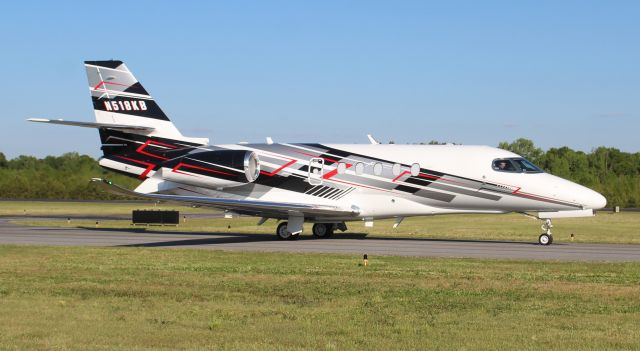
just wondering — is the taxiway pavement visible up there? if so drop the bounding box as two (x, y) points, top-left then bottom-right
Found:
(1, 218), (638, 261)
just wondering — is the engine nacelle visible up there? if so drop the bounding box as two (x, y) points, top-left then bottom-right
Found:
(159, 150), (260, 189)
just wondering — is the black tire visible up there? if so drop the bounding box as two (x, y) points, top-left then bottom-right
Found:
(312, 223), (334, 238)
(538, 233), (551, 245)
(276, 222), (291, 240)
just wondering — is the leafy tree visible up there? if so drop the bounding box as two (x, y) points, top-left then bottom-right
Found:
(0, 152), (139, 200)
(498, 138), (543, 164)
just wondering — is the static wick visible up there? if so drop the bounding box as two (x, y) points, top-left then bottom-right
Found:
(363, 254), (369, 267)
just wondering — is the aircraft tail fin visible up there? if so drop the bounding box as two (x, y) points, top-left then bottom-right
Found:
(30, 60), (210, 180)
(84, 60), (208, 145)
(84, 60), (208, 179)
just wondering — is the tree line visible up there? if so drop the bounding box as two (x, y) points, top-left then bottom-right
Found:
(0, 152), (138, 200)
(0, 139), (638, 206)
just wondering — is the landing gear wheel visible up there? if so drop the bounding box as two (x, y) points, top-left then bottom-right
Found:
(538, 219), (554, 245)
(276, 222), (299, 240)
(312, 223), (334, 238)
(538, 233), (552, 245)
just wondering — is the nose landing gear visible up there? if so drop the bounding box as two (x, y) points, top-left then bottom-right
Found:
(538, 219), (553, 245)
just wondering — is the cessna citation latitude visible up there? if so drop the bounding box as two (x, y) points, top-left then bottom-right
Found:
(29, 60), (607, 245)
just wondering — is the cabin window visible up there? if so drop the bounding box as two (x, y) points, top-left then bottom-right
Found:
(410, 163), (420, 177)
(355, 162), (365, 175)
(392, 163), (401, 176)
(492, 158), (543, 173)
(373, 163), (383, 176)
(337, 162), (347, 174)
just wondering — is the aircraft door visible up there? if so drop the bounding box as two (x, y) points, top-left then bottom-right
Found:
(308, 158), (324, 185)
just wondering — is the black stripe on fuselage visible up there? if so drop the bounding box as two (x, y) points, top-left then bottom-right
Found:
(405, 177), (434, 187)
(394, 185), (420, 194)
(254, 172), (315, 194)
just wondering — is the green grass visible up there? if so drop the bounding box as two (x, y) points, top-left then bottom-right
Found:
(11, 211), (640, 244)
(0, 200), (212, 216)
(0, 245), (638, 350)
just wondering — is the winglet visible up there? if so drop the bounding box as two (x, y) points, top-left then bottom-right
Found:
(367, 134), (380, 144)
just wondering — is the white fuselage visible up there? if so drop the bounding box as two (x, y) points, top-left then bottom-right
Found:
(160, 143), (606, 221)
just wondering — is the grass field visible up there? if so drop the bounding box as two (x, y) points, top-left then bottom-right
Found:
(0, 245), (638, 350)
(0, 200), (211, 217)
(7, 201), (640, 244)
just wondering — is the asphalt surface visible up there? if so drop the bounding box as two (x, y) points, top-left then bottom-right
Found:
(1, 218), (639, 261)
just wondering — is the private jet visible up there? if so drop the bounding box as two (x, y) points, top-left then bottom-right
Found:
(29, 60), (607, 245)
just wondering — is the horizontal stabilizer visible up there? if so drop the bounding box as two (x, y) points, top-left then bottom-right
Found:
(28, 118), (155, 132)
(91, 178), (359, 217)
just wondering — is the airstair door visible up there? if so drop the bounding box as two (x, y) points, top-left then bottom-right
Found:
(308, 158), (324, 185)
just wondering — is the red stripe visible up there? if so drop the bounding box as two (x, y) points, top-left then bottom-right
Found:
(291, 150), (340, 164)
(418, 173), (440, 180)
(512, 188), (547, 201)
(260, 159), (297, 177)
(93, 81), (130, 90)
(136, 140), (177, 160)
(392, 170), (410, 182)
(147, 140), (177, 148)
(115, 155), (155, 180)
(322, 163), (352, 180)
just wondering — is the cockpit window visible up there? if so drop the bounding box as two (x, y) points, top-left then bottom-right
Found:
(512, 158), (543, 173)
(492, 159), (517, 172)
(492, 158), (543, 173)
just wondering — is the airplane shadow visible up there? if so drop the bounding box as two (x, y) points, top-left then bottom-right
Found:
(70, 226), (544, 248)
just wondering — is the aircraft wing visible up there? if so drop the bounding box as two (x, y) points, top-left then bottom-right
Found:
(91, 178), (359, 218)
(28, 118), (155, 132)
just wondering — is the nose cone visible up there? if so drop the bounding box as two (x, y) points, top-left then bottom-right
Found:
(583, 190), (607, 210)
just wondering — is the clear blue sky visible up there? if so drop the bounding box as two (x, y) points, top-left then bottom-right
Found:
(1, 1), (638, 158)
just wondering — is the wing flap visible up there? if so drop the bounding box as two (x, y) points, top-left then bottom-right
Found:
(91, 178), (359, 218)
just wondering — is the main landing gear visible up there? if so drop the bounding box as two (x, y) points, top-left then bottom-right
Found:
(312, 223), (334, 238)
(275, 222), (347, 240)
(538, 219), (554, 245)
(276, 221), (299, 240)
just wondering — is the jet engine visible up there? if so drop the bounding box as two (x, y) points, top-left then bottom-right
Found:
(159, 150), (260, 189)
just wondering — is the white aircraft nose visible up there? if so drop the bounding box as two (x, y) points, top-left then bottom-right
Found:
(583, 190), (607, 210)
